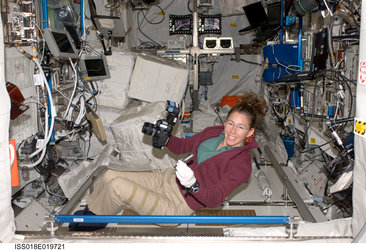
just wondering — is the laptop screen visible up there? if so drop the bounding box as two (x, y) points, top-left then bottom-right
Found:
(267, 2), (281, 26)
(311, 29), (329, 72)
(243, 2), (268, 28)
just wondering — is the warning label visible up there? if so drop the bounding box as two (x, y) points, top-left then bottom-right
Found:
(355, 119), (366, 136)
(359, 61), (366, 84)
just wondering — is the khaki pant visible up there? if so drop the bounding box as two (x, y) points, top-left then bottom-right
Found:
(87, 168), (194, 216)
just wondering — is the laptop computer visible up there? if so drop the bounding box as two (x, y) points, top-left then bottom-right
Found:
(239, 2), (268, 33)
(253, 1), (282, 42)
(274, 29), (329, 83)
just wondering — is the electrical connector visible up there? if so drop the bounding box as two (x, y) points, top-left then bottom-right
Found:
(33, 73), (43, 86)
(36, 139), (45, 149)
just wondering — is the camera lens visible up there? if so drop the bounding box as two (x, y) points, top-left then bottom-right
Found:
(142, 122), (156, 136)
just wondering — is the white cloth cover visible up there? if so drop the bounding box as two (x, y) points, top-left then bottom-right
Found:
(224, 218), (352, 238)
(96, 49), (136, 109)
(128, 54), (189, 104)
(110, 101), (183, 170)
(87, 106), (124, 157)
(352, 1), (366, 239)
(58, 145), (115, 199)
(296, 218), (353, 237)
(58, 160), (98, 199)
(0, 11), (15, 242)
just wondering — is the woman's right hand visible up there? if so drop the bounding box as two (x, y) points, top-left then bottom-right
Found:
(175, 160), (196, 188)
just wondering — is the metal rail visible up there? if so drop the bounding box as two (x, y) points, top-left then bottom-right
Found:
(264, 145), (317, 222)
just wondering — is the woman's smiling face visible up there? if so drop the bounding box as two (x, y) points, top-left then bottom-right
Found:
(223, 111), (254, 147)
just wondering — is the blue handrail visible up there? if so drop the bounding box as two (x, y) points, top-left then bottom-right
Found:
(280, 0), (284, 44)
(54, 215), (290, 225)
(42, 0), (48, 29)
(80, 0), (84, 36)
(298, 17), (303, 70)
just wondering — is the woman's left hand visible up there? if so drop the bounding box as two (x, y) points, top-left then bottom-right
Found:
(175, 160), (196, 188)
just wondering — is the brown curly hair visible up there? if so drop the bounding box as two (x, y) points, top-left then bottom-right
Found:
(227, 91), (268, 129)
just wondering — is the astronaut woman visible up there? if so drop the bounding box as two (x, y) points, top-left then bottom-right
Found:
(69, 91), (268, 231)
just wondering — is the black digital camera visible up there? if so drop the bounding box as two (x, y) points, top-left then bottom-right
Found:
(142, 100), (180, 149)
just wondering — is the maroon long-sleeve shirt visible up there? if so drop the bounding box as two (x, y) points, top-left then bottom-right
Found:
(166, 126), (257, 210)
